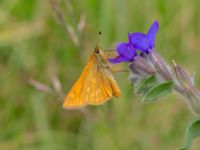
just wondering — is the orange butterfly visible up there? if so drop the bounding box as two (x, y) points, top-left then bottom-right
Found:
(63, 46), (121, 109)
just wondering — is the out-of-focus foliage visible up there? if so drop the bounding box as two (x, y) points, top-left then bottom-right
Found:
(0, 0), (200, 149)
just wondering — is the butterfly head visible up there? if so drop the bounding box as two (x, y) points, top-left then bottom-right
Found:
(94, 46), (105, 57)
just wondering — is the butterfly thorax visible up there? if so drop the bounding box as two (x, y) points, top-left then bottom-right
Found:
(93, 47), (110, 70)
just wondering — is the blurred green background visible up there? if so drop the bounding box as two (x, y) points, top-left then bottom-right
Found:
(1, 0), (200, 149)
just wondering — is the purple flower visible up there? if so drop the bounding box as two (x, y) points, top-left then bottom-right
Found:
(109, 42), (136, 63)
(109, 20), (159, 64)
(129, 20), (159, 53)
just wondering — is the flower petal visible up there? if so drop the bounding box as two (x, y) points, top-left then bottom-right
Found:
(147, 20), (159, 48)
(129, 20), (159, 52)
(109, 42), (136, 64)
(109, 55), (131, 64)
(129, 33), (149, 52)
(116, 42), (135, 59)
(147, 20), (159, 36)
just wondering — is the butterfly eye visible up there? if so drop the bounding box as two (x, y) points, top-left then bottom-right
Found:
(94, 48), (100, 54)
(94, 50), (100, 54)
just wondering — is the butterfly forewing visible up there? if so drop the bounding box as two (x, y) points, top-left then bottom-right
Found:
(63, 56), (94, 109)
(84, 66), (113, 105)
(63, 49), (121, 109)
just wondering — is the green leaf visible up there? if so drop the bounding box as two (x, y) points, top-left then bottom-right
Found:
(143, 80), (173, 103)
(135, 75), (157, 95)
(180, 117), (200, 150)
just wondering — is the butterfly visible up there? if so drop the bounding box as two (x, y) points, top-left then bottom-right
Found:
(63, 46), (121, 109)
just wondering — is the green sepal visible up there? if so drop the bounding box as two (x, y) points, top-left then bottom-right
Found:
(135, 75), (157, 95)
(143, 80), (173, 103)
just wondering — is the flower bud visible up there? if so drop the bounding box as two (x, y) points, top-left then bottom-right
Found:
(172, 60), (193, 88)
(149, 51), (172, 80)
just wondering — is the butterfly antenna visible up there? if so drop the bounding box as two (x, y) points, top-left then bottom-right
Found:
(94, 31), (101, 53)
